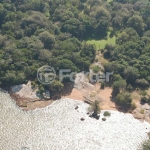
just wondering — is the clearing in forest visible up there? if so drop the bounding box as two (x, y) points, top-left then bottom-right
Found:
(87, 31), (116, 50)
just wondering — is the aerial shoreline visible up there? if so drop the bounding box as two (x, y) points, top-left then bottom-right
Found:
(0, 91), (150, 150)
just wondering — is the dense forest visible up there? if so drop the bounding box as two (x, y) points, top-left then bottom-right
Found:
(1, 0), (150, 102)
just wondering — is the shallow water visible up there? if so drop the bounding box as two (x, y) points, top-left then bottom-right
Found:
(0, 91), (150, 150)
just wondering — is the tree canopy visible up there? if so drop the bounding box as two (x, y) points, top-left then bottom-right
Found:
(0, 0), (150, 97)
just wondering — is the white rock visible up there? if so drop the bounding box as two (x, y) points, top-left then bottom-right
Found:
(0, 91), (150, 150)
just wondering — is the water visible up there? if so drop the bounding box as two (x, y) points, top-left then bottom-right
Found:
(0, 91), (150, 150)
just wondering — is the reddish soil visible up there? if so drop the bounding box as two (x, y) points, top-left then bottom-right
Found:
(13, 82), (118, 111)
(62, 88), (84, 100)
(99, 88), (117, 110)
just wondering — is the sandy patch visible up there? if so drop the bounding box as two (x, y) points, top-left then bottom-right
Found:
(62, 88), (84, 100)
(98, 88), (116, 110)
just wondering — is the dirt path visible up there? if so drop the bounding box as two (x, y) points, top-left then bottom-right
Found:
(99, 88), (117, 110)
(62, 88), (84, 100)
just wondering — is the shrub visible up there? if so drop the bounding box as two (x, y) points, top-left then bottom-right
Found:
(116, 92), (133, 110)
(90, 92), (97, 97)
(92, 66), (100, 73)
(141, 96), (148, 103)
(39, 86), (45, 95)
(141, 91), (147, 97)
(31, 81), (36, 89)
(89, 100), (101, 119)
(127, 84), (132, 92)
(140, 109), (145, 114)
(131, 102), (137, 110)
(103, 111), (111, 117)
(49, 80), (64, 93)
(112, 80), (127, 96)
(113, 74), (122, 81)
(141, 95), (150, 104)
(101, 82), (105, 89)
(136, 79), (149, 87)
(140, 140), (150, 150)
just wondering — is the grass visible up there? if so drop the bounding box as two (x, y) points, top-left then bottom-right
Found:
(90, 91), (97, 97)
(103, 111), (111, 117)
(140, 109), (145, 114)
(92, 66), (100, 73)
(107, 0), (113, 3)
(87, 31), (116, 50)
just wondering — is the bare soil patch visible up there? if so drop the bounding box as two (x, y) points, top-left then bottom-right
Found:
(98, 87), (117, 110)
(62, 88), (84, 100)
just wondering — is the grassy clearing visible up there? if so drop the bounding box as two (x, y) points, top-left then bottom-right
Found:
(87, 31), (116, 50)
(107, 0), (113, 3)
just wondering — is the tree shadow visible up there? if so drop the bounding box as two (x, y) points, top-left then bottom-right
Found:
(110, 95), (132, 113)
(109, 30), (116, 38)
(110, 94), (115, 102)
(61, 82), (74, 96)
(103, 52), (111, 59)
(82, 32), (108, 41)
(50, 82), (74, 100)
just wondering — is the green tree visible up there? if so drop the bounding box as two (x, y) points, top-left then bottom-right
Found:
(90, 100), (101, 119)
(49, 80), (64, 94)
(136, 79), (149, 87)
(117, 28), (140, 44)
(0, 34), (6, 48)
(39, 31), (55, 49)
(101, 82), (105, 89)
(116, 92), (133, 110)
(112, 80), (127, 96)
(38, 49), (52, 62)
(113, 74), (123, 82)
(61, 18), (81, 37)
(0, 3), (5, 26)
(127, 15), (146, 35)
(124, 66), (139, 84)
(38, 84), (45, 95)
(141, 140), (150, 150)
(127, 84), (132, 92)
(141, 90), (147, 97)
(92, 66), (100, 73)
(56, 59), (79, 72)
(3, 70), (16, 85)
(92, 7), (111, 36)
